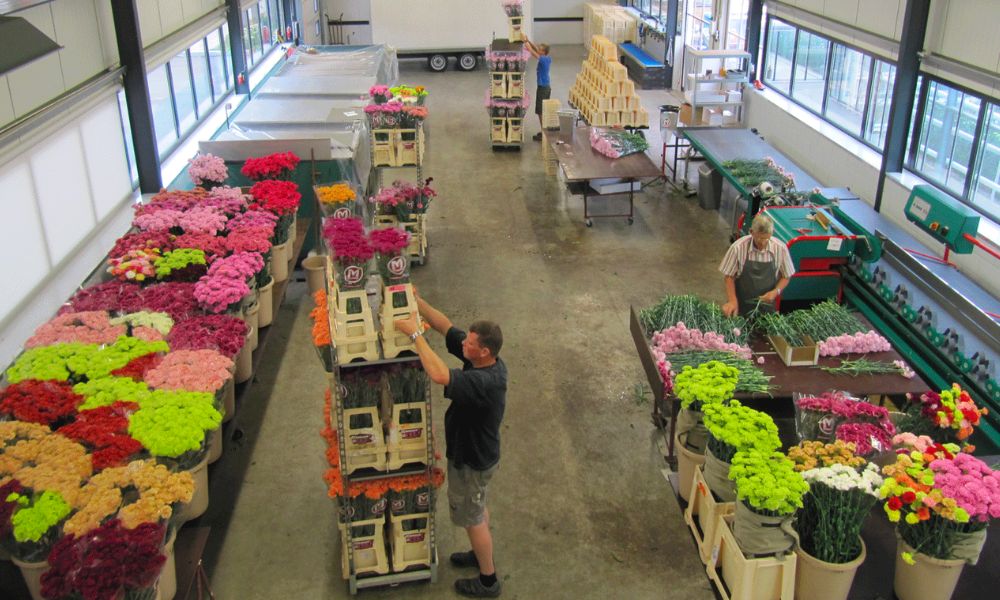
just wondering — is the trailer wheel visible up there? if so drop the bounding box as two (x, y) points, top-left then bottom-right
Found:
(428, 54), (448, 72)
(458, 53), (478, 71)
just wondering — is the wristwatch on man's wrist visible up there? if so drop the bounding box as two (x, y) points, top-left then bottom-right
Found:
(409, 330), (423, 342)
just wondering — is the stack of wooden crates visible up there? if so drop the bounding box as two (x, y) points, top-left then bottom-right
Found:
(582, 2), (638, 45)
(568, 35), (650, 128)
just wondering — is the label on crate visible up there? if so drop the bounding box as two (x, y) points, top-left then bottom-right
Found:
(710, 544), (720, 565)
(354, 540), (375, 550)
(333, 207), (353, 219)
(343, 265), (365, 287)
(350, 433), (375, 445)
(371, 498), (388, 517)
(387, 256), (408, 278)
(387, 284), (408, 293)
(391, 498), (406, 512)
(404, 533), (426, 543)
(401, 427), (423, 440)
(416, 492), (430, 509)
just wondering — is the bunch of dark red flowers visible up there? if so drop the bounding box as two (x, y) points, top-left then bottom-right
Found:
(167, 314), (248, 358)
(58, 402), (143, 470)
(0, 381), (83, 426)
(240, 151), (300, 180)
(111, 354), (164, 382)
(41, 519), (165, 600)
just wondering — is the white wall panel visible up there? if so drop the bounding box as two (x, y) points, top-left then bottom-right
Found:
(822, 0), (858, 27)
(0, 76), (14, 125)
(0, 163), (51, 320)
(30, 131), (96, 264)
(7, 54), (65, 117)
(935, 0), (1000, 73)
(80, 103), (132, 220)
(50, 0), (107, 89)
(94, 0), (121, 66)
(182, 0), (204, 21)
(853, 0), (900, 40)
(138, 0), (164, 46)
(792, 0), (824, 13)
(157, 0), (186, 38)
(204, 0), (226, 13)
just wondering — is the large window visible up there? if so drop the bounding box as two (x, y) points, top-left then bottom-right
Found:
(826, 45), (871, 135)
(725, 0), (749, 50)
(190, 39), (213, 116)
(685, 0), (714, 50)
(790, 30), (829, 112)
(147, 64), (177, 153)
(910, 80), (982, 198)
(864, 62), (896, 148)
(145, 26), (236, 159)
(762, 17), (895, 151)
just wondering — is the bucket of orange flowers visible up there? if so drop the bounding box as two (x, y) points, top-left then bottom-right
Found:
(880, 440), (1000, 600)
(315, 182), (361, 219)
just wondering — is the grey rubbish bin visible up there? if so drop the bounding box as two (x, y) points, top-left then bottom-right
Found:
(698, 164), (723, 210)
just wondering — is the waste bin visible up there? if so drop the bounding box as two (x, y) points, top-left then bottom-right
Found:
(557, 109), (579, 141)
(659, 104), (679, 131)
(698, 164), (723, 210)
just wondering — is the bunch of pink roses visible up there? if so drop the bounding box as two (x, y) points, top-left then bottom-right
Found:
(25, 312), (126, 348)
(187, 153), (228, 186)
(930, 453), (1000, 523)
(650, 323), (752, 360)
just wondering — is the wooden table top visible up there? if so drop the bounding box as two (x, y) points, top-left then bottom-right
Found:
(550, 127), (662, 182)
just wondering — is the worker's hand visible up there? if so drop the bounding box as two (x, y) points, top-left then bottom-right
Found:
(722, 301), (738, 317)
(394, 312), (419, 336)
(759, 290), (779, 304)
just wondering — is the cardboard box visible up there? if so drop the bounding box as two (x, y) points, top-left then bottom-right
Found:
(679, 103), (703, 126)
(768, 334), (819, 366)
(726, 90), (743, 103)
(589, 178), (641, 194)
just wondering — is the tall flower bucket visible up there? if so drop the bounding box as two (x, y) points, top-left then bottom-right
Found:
(235, 329), (253, 383)
(894, 538), (965, 600)
(11, 557), (47, 600)
(245, 302), (260, 351)
(208, 425), (223, 463)
(158, 528), (177, 600)
(271, 241), (290, 282)
(794, 539), (866, 600)
(303, 256), (328, 295)
(702, 446), (736, 502)
(675, 433), (706, 503)
(333, 260), (368, 292)
(377, 251), (410, 284)
(258, 276), (274, 327)
(175, 455), (210, 523)
(733, 500), (797, 556)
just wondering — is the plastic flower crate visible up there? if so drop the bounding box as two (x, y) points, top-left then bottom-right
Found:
(339, 517), (390, 578)
(380, 283), (420, 359)
(767, 334), (819, 367)
(706, 514), (796, 600)
(490, 72), (507, 97)
(387, 402), (428, 469)
(389, 513), (433, 571)
(684, 466), (736, 564)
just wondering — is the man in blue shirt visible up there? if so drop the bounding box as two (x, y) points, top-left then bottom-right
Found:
(525, 38), (551, 141)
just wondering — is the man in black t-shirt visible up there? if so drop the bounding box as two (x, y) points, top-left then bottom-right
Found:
(394, 294), (506, 598)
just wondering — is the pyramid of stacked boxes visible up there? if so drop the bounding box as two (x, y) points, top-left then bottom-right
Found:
(568, 35), (649, 128)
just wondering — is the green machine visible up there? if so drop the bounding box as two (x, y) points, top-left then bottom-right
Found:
(761, 203), (882, 306)
(904, 185), (981, 254)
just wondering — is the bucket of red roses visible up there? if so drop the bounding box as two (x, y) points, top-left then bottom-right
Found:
(240, 151), (300, 182)
(364, 102), (403, 129)
(370, 227), (412, 284)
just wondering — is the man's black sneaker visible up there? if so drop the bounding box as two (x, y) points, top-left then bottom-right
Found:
(532, 132), (543, 141)
(450, 550), (479, 569)
(455, 576), (501, 597)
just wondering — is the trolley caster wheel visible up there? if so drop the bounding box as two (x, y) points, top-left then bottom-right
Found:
(627, 217), (634, 225)
(585, 219), (593, 227)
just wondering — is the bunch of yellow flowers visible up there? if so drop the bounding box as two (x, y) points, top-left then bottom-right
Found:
(317, 183), (356, 205)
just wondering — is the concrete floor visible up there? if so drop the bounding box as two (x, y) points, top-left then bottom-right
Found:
(207, 45), (731, 599)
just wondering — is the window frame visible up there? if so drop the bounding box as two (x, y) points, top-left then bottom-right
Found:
(761, 15), (898, 153)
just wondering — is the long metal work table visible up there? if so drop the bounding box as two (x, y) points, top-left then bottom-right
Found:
(630, 306), (929, 465)
(550, 126), (662, 226)
(681, 127), (823, 196)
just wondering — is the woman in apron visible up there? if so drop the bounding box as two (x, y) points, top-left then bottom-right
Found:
(720, 213), (795, 317)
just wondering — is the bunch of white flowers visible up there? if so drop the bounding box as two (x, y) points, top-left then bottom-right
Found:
(801, 462), (882, 496)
